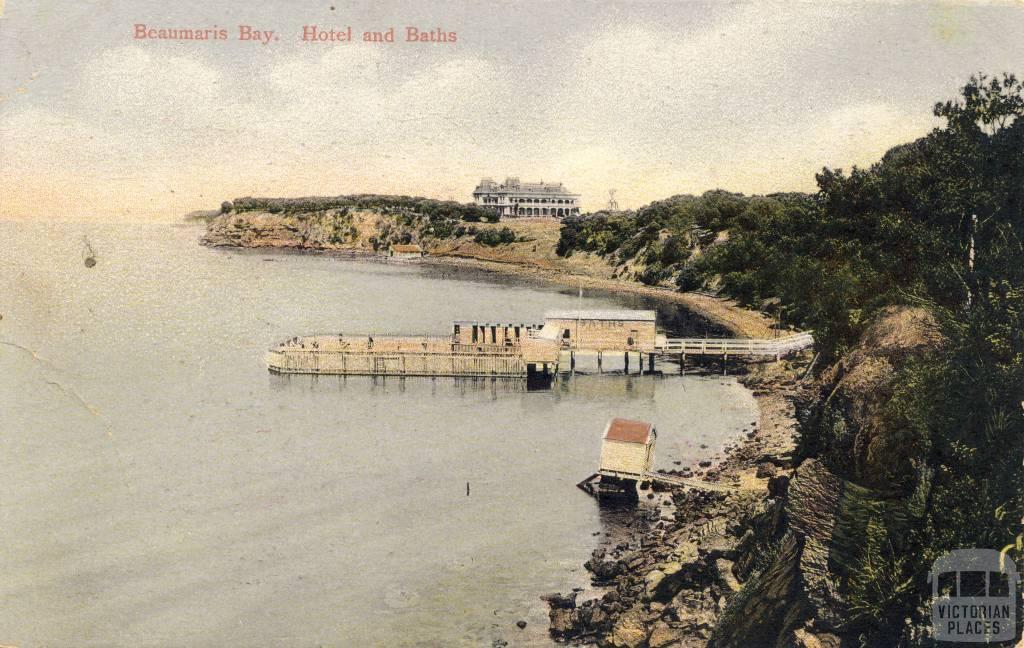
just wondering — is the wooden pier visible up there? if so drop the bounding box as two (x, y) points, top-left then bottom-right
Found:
(266, 310), (815, 385)
(266, 334), (560, 382)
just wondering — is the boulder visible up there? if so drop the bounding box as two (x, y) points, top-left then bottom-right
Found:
(645, 569), (667, 596)
(541, 591), (577, 609)
(714, 559), (742, 593)
(648, 620), (686, 647)
(700, 531), (739, 561)
(587, 558), (624, 582)
(608, 605), (650, 648)
(549, 607), (576, 637)
(793, 627), (843, 648)
(767, 474), (790, 498)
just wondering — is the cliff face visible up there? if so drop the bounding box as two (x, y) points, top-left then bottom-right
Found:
(801, 306), (945, 492)
(709, 306), (944, 648)
(200, 209), (383, 250)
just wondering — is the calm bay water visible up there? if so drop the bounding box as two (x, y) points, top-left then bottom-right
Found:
(0, 222), (756, 647)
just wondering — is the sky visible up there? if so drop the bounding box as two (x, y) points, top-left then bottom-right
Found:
(1, 1), (1023, 221)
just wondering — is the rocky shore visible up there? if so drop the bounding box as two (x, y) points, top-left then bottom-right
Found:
(539, 359), (809, 648)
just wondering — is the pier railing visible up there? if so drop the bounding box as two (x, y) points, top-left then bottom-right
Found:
(654, 332), (814, 357)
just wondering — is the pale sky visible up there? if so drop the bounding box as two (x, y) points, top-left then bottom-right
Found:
(1, 1), (1022, 221)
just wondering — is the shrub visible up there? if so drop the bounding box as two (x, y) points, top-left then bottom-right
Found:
(474, 227), (517, 246)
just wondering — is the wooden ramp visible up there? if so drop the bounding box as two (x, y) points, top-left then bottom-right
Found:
(641, 471), (740, 493)
(577, 470), (742, 495)
(654, 332), (814, 358)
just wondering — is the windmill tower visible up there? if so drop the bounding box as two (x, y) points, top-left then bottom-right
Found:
(607, 189), (620, 212)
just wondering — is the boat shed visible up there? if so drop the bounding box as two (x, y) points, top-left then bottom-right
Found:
(598, 418), (657, 479)
(540, 309), (658, 351)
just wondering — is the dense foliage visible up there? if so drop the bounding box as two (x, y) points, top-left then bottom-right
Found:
(556, 191), (759, 288)
(558, 75), (1023, 645)
(231, 194), (499, 228)
(735, 75), (1022, 645)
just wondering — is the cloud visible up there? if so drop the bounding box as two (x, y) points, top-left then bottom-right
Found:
(0, 4), (987, 220)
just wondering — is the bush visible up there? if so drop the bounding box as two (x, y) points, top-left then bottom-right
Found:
(474, 227), (517, 246)
(675, 264), (703, 292)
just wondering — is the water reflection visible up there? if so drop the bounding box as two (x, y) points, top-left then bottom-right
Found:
(270, 371), (666, 402)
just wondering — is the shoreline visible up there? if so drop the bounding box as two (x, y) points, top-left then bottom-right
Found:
(200, 237), (806, 646)
(417, 253), (778, 339)
(201, 236), (778, 339)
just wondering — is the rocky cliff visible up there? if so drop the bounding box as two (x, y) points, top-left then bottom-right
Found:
(709, 306), (943, 648)
(200, 209), (384, 251)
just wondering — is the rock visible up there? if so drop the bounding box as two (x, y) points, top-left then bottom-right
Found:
(756, 462), (778, 479)
(698, 460), (712, 467)
(700, 532), (739, 561)
(549, 607), (576, 637)
(715, 558), (743, 593)
(650, 560), (690, 602)
(758, 451), (793, 468)
(586, 558), (623, 582)
(608, 605), (649, 648)
(516, 620), (527, 629)
(541, 591), (577, 609)
(793, 627), (843, 648)
(648, 620), (686, 648)
(645, 569), (667, 596)
(672, 541), (699, 563)
(492, 640), (508, 648)
(768, 474), (790, 498)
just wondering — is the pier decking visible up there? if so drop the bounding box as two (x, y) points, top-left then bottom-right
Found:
(266, 334), (560, 379)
